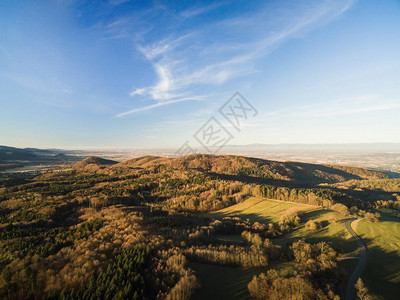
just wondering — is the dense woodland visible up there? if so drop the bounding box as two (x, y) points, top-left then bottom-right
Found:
(0, 154), (399, 299)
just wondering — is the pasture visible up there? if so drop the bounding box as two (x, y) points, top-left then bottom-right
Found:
(354, 209), (400, 299)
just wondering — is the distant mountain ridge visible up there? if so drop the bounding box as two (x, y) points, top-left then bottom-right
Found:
(0, 145), (80, 165)
(0, 145), (39, 161)
(106, 154), (387, 186)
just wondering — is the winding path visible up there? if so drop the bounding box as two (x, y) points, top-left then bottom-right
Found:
(345, 218), (367, 300)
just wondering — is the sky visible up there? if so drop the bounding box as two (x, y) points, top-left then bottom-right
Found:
(0, 0), (400, 150)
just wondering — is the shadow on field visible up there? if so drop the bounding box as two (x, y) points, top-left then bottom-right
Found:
(300, 209), (330, 220)
(189, 262), (260, 300)
(210, 210), (275, 225)
(273, 235), (357, 255)
(358, 237), (400, 299)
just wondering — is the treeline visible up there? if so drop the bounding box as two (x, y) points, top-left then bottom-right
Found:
(183, 241), (280, 268)
(375, 198), (400, 210)
(165, 181), (358, 212)
(335, 178), (400, 192)
(258, 185), (353, 208)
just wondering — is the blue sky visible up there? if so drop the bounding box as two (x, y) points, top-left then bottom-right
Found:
(0, 0), (399, 149)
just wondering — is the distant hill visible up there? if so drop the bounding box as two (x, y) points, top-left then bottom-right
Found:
(73, 156), (118, 172)
(112, 156), (170, 170)
(107, 154), (387, 186)
(0, 145), (81, 165)
(23, 147), (57, 156)
(171, 154), (387, 183)
(0, 146), (40, 162)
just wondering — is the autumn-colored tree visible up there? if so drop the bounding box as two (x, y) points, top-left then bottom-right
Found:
(365, 212), (380, 223)
(355, 278), (372, 300)
(248, 269), (333, 300)
(305, 219), (323, 232)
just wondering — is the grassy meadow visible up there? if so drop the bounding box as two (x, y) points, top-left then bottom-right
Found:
(207, 197), (358, 254)
(354, 209), (400, 299)
(207, 197), (314, 223)
(281, 209), (358, 254)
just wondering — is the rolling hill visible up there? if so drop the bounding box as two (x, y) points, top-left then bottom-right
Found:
(72, 156), (118, 172)
(109, 154), (387, 186)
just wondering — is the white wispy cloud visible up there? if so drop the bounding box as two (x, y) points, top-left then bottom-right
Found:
(180, 2), (226, 19)
(150, 63), (174, 100)
(117, 99), (184, 117)
(129, 88), (147, 97)
(61, 88), (73, 93)
(144, 135), (157, 139)
(109, 0), (131, 5)
(306, 102), (400, 117)
(256, 95), (400, 121)
(137, 34), (192, 60)
(117, 0), (357, 117)
(116, 95), (207, 117)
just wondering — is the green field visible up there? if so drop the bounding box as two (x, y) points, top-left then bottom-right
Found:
(354, 209), (400, 300)
(208, 197), (358, 254)
(281, 209), (358, 254)
(207, 197), (314, 223)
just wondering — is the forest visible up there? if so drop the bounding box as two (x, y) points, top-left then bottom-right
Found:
(0, 154), (399, 299)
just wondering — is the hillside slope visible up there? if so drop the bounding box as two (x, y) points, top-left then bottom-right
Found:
(72, 156), (118, 172)
(0, 146), (39, 162)
(108, 154), (387, 186)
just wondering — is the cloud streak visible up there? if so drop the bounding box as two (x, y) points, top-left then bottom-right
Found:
(180, 2), (227, 19)
(116, 94), (208, 117)
(257, 95), (400, 121)
(117, 0), (357, 117)
(116, 99), (187, 117)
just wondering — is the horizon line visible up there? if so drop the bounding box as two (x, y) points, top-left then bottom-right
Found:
(2, 142), (400, 151)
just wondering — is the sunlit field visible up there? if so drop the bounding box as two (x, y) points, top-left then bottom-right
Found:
(354, 209), (400, 299)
